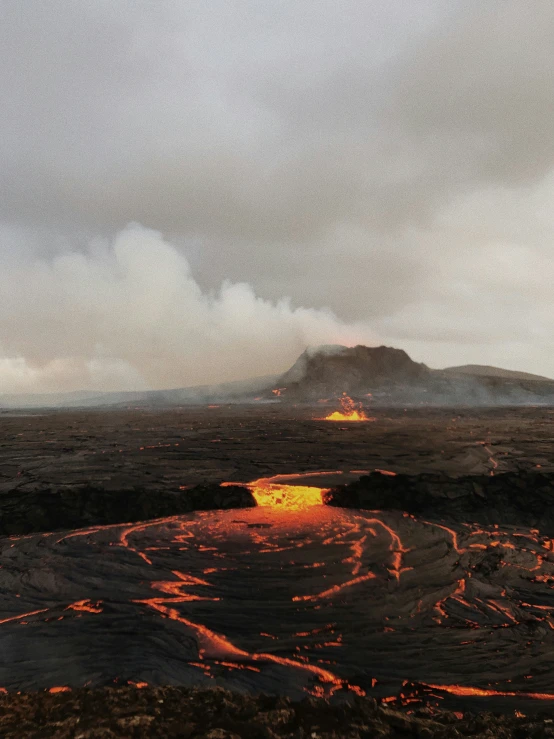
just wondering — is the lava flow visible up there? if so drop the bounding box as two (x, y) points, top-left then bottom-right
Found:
(322, 393), (374, 422)
(232, 472), (340, 510)
(4, 472), (554, 710)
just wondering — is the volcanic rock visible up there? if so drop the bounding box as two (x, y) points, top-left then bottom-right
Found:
(271, 344), (554, 405)
(1, 685), (554, 738)
(274, 344), (430, 401)
(0, 483), (255, 536)
(324, 470), (554, 533)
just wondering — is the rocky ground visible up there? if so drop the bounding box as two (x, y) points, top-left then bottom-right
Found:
(1, 403), (553, 536)
(325, 469), (554, 533)
(3, 405), (554, 735)
(1, 404), (553, 492)
(0, 482), (254, 536)
(2, 685), (554, 738)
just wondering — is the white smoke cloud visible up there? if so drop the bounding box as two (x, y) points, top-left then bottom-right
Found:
(0, 224), (378, 394)
(3, 2), (554, 383)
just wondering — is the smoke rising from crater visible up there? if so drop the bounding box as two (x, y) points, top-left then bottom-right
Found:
(0, 225), (377, 393)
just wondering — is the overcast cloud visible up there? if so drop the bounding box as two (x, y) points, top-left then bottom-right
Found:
(1, 0), (554, 393)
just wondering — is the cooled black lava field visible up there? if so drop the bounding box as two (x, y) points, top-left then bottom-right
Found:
(3, 404), (554, 724)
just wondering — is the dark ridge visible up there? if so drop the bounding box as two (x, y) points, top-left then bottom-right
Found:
(443, 363), (554, 382)
(275, 344), (430, 401)
(0, 685), (551, 738)
(0, 483), (255, 536)
(271, 344), (554, 404)
(324, 470), (554, 533)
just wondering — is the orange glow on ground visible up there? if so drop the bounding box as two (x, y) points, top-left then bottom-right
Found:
(292, 573), (377, 602)
(324, 409), (369, 422)
(66, 599), (103, 614)
(426, 683), (554, 701)
(321, 393), (375, 422)
(0, 608), (49, 625)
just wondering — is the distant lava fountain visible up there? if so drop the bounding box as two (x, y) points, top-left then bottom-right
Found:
(322, 393), (374, 422)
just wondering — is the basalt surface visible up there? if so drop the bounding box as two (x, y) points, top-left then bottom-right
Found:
(0, 482), (254, 536)
(325, 470), (554, 534)
(1, 405), (553, 497)
(5, 499), (554, 713)
(2, 405), (554, 720)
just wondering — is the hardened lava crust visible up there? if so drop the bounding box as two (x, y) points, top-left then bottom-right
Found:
(3, 404), (554, 723)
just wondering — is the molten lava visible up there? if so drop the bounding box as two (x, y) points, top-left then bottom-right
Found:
(322, 393), (374, 422)
(236, 472), (337, 511)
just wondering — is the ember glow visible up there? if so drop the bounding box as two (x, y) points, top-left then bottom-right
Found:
(426, 683), (554, 701)
(322, 393), (374, 422)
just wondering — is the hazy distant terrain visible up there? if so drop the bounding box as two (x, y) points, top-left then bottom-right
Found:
(443, 364), (554, 382)
(0, 375), (278, 410)
(3, 344), (554, 409)
(271, 345), (554, 406)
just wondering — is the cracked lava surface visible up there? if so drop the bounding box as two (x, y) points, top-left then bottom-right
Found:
(4, 474), (554, 711)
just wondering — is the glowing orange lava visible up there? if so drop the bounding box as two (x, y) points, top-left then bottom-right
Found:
(292, 573), (377, 602)
(0, 608), (49, 625)
(66, 599), (103, 614)
(224, 469), (400, 511)
(426, 683), (554, 701)
(321, 393), (374, 422)
(231, 472), (339, 510)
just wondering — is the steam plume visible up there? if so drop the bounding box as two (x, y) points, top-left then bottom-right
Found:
(0, 224), (376, 394)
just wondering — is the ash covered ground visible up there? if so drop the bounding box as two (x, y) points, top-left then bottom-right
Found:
(3, 404), (554, 733)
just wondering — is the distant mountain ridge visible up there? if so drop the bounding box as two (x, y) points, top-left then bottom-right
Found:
(271, 345), (554, 406)
(276, 345), (430, 400)
(3, 345), (554, 409)
(443, 364), (554, 382)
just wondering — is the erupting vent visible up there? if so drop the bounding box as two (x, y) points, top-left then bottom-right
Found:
(322, 393), (374, 422)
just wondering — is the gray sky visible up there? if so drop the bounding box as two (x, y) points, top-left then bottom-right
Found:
(1, 0), (554, 392)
